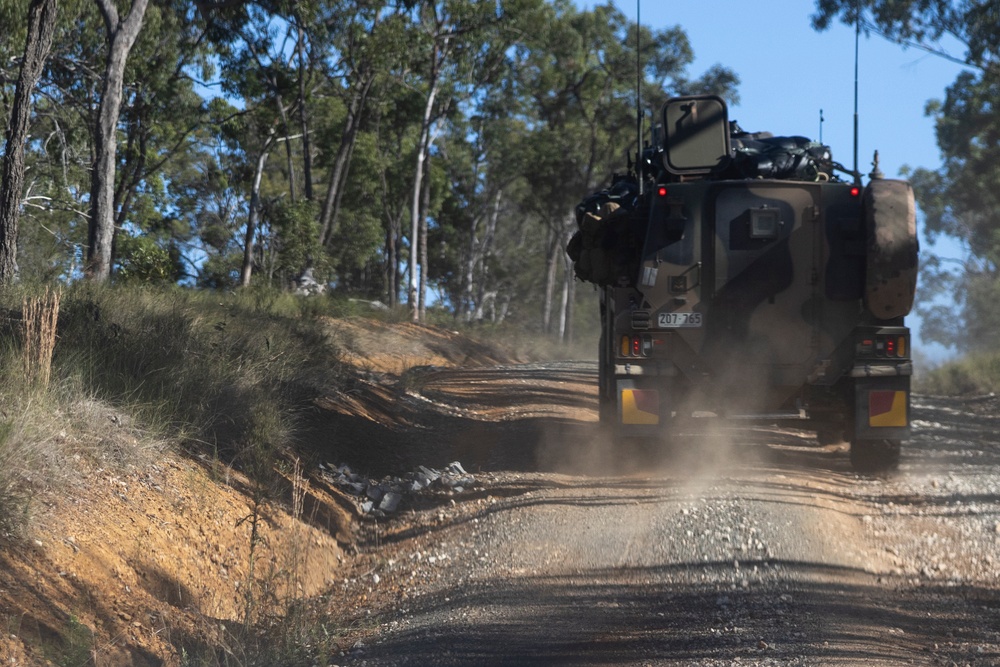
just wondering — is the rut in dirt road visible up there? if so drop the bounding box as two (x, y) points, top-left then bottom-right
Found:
(328, 363), (1000, 667)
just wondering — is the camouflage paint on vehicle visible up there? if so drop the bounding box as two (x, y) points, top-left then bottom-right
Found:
(576, 95), (918, 472)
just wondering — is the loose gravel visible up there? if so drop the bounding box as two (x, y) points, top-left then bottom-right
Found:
(321, 369), (1000, 667)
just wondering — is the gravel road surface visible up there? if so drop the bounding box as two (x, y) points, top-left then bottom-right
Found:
(327, 363), (1000, 666)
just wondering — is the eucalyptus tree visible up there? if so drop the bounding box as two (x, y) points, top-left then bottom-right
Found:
(104, 2), (221, 281)
(509, 1), (738, 339)
(200, 1), (311, 287)
(3, 0), (99, 281)
(164, 103), (249, 286)
(85, 0), (150, 281)
(397, 0), (541, 322)
(368, 84), (420, 306)
(0, 0), (58, 285)
(315, 0), (408, 251)
(0, 0), (216, 282)
(813, 0), (999, 351)
(432, 67), (535, 322)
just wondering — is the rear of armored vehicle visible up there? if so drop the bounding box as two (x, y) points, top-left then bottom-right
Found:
(596, 95), (917, 471)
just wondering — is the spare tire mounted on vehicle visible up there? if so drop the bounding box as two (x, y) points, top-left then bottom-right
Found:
(863, 178), (918, 321)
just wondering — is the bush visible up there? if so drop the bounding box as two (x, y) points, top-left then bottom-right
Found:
(916, 351), (1000, 395)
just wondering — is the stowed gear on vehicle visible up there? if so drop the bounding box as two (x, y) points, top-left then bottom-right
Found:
(567, 95), (918, 472)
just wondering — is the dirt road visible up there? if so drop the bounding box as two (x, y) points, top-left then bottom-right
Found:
(326, 361), (1000, 666)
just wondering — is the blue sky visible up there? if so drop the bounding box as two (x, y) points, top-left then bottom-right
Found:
(579, 0), (973, 363)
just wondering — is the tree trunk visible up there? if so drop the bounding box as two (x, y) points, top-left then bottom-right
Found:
(86, 0), (150, 282)
(379, 152), (405, 308)
(276, 95), (296, 202)
(240, 141), (273, 288)
(497, 293), (510, 323)
(385, 225), (398, 307)
(418, 158), (431, 321)
(560, 224), (576, 342)
(0, 0), (57, 285)
(296, 22), (313, 202)
(112, 96), (147, 231)
(564, 267), (576, 342)
(474, 189), (501, 320)
(462, 211), (479, 320)
(558, 256), (569, 339)
(541, 226), (560, 334)
(409, 40), (442, 322)
(319, 73), (373, 246)
(408, 112), (433, 320)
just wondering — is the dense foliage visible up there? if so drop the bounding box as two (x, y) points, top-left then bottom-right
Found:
(0, 0), (738, 338)
(813, 0), (1000, 352)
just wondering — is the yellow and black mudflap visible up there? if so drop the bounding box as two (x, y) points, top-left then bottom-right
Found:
(853, 376), (910, 440)
(615, 378), (663, 435)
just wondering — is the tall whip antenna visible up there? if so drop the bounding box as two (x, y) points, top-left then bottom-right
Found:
(853, 0), (861, 184)
(635, 0), (643, 195)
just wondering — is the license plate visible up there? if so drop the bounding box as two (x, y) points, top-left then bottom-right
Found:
(657, 311), (703, 328)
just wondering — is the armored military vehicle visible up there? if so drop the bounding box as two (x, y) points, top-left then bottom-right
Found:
(568, 95), (918, 472)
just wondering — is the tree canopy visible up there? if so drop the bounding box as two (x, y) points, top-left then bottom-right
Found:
(0, 0), (738, 337)
(813, 0), (1000, 352)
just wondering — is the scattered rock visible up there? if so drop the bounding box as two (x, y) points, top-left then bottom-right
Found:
(379, 492), (402, 513)
(293, 267), (326, 296)
(321, 461), (476, 516)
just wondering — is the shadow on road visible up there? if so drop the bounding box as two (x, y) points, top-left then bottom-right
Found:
(304, 361), (869, 480)
(344, 563), (998, 666)
(313, 363), (1000, 665)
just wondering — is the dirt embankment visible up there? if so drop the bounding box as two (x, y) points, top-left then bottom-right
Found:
(0, 318), (515, 667)
(0, 433), (361, 665)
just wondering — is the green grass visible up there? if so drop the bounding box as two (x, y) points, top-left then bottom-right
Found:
(0, 284), (352, 534)
(916, 351), (1000, 395)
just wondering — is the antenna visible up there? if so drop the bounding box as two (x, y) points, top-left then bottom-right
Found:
(819, 108), (824, 144)
(635, 0), (643, 196)
(853, 0), (861, 184)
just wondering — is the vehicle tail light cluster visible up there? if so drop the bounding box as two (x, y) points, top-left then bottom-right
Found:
(620, 334), (652, 357)
(857, 333), (908, 358)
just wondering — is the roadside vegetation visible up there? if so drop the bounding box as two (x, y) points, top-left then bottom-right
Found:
(0, 282), (571, 535)
(0, 284), (538, 664)
(0, 285), (338, 535)
(917, 352), (1000, 396)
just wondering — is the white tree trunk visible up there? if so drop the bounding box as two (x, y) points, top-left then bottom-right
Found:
(240, 139), (274, 287)
(409, 78), (439, 322)
(86, 0), (149, 282)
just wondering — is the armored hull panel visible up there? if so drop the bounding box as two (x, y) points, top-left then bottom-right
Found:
(625, 180), (863, 413)
(583, 95), (915, 471)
